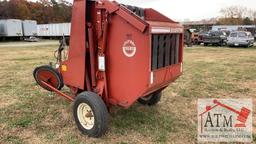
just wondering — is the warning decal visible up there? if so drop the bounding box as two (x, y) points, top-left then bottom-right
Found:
(122, 40), (136, 58)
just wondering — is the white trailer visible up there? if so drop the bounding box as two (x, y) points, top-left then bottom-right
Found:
(22, 20), (37, 37)
(212, 25), (256, 31)
(0, 19), (23, 37)
(37, 23), (71, 37)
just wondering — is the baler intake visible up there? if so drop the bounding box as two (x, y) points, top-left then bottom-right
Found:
(33, 0), (184, 137)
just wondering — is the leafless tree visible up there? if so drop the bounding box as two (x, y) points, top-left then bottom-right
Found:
(219, 6), (256, 25)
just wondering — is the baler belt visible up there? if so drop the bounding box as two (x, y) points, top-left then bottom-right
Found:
(122, 5), (145, 19)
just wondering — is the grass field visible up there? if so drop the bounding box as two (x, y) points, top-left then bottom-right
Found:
(0, 42), (256, 144)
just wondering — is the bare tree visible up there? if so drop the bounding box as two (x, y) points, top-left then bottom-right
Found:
(253, 11), (256, 24)
(220, 6), (247, 18)
(219, 6), (256, 25)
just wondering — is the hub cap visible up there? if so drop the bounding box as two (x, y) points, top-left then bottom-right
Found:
(77, 103), (95, 130)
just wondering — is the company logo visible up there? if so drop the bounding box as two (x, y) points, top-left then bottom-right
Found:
(40, 28), (49, 31)
(198, 99), (252, 142)
(122, 40), (136, 58)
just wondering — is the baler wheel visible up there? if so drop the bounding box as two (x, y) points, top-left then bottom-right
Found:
(73, 92), (108, 138)
(33, 65), (64, 91)
(138, 91), (162, 106)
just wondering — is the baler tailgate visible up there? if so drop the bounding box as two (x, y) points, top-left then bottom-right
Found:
(151, 34), (181, 70)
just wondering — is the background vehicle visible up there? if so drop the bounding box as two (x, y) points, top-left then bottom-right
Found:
(197, 31), (207, 45)
(0, 19), (23, 38)
(203, 30), (227, 46)
(227, 31), (254, 48)
(37, 23), (71, 38)
(192, 33), (200, 45)
(184, 29), (193, 47)
(184, 29), (199, 46)
(24, 36), (39, 42)
(22, 20), (37, 37)
(0, 19), (70, 41)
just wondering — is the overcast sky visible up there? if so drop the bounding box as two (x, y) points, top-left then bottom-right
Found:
(65, 0), (256, 21)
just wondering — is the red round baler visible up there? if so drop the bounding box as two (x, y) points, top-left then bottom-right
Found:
(34, 0), (184, 137)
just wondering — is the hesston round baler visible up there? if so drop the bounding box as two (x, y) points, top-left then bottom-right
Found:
(33, 0), (184, 137)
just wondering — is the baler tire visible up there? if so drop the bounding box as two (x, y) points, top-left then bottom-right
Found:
(73, 92), (108, 138)
(244, 44), (250, 48)
(33, 65), (64, 91)
(138, 91), (162, 106)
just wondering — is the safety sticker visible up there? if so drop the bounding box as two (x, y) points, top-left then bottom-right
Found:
(122, 40), (136, 58)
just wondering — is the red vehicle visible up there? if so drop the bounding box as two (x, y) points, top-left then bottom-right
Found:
(33, 0), (184, 137)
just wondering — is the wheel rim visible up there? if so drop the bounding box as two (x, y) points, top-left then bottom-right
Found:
(38, 71), (58, 86)
(77, 103), (95, 130)
(36, 69), (60, 90)
(140, 95), (153, 101)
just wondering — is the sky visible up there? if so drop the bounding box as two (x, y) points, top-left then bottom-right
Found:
(65, 0), (256, 21)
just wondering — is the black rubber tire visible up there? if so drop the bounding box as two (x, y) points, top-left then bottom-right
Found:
(204, 43), (208, 46)
(218, 41), (226, 46)
(244, 44), (250, 48)
(187, 43), (193, 47)
(33, 65), (64, 91)
(73, 92), (108, 138)
(194, 40), (198, 45)
(138, 91), (162, 106)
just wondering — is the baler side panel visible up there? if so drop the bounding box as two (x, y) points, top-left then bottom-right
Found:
(106, 15), (150, 108)
(61, 0), (86, 90)
(144, 9), (178, 23)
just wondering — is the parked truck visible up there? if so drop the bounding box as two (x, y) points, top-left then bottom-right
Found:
(203, 30), (227, 46)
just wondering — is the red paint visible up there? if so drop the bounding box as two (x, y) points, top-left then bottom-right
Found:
(88, 23), (97, 87)
(41, 81), (74, 102)
(144, 8), (178, 23)
(61, 0), (86, 90)
(37, 70), (59, 89)
(39, 0), (184, 108)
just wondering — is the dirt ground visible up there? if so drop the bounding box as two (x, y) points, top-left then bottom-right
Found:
(0, 41), (255, 144)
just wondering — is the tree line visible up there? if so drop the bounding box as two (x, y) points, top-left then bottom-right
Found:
(218, 6), (256, 25)
(0, 0), (72, 24)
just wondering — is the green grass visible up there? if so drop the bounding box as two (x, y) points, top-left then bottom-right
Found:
(0, 43), (255, 143)
(110, 105), (180, 143)
(4, 136), (23, 144)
